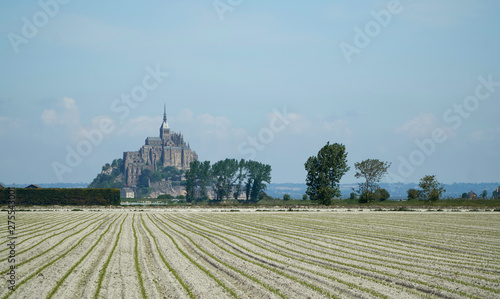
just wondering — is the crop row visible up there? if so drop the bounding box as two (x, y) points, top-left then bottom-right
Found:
(1, 211), (498, 298)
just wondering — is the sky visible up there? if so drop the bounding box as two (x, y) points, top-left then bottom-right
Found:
(0, 0), (499, 185)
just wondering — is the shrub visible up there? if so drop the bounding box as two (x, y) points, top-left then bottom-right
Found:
(0, 188), (120, 205)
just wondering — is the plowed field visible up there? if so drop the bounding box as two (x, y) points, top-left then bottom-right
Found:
(2, 210), (499, 298)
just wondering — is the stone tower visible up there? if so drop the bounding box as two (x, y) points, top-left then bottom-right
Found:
(123, 104), (198, 186)
(160, 103), (170, 139)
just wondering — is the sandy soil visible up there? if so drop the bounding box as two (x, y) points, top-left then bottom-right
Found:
(1, 210), (499, 299)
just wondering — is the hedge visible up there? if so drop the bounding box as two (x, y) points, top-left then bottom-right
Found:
(0, 188), (120, 206)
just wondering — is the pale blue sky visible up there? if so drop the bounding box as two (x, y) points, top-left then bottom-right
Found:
(1, 0), (499, 185)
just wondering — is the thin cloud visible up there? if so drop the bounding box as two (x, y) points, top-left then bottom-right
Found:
(395, 113), (438, 139)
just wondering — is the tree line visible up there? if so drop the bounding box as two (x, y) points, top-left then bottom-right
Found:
(305, 142), (447, 205)
(185, 159), (271, 203)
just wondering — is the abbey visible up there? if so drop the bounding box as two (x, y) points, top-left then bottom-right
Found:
(123, 104), (198, 186)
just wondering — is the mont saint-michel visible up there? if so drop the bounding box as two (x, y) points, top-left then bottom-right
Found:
(123, 104), (197, 185)
(89, 104), (197, 198)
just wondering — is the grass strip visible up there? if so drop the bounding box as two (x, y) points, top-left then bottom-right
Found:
(0, 213), (89, 253)
(194, 213), (486, 298)
(140, 215), (195, 299)
(94, 214), (128, 298)
(0, 212), (74, 237)
(147, 214), (240, 298)
(1, 215), (113, 299)
(213, 213), (500, 295)
(157, 213), (336, 299)
(46, 215), (121, 298)
(150, 214), (288, 298)
(270, 214), (500, 265)
(6, 214), (102, 258)
(1, 214), (109, 275)
(133, 214), (147, 299)
(170, 213), (388, 298)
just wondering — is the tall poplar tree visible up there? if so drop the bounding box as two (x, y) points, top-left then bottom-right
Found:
(305, 142), (349, 205)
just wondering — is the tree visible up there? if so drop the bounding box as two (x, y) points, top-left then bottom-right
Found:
(348, 192), (358, 203)
(184, 161), (199, 203)
(418, 175), (445, 201)
(283, 194), (291, 201)
(158, 194), (174, 200)
(184, 160), (211, 202)
(259, 192), (274, 201)
(138, 169), (152, 187)
(245, 160), (272, 202)
(212, 158), (239, 200)
(481, 190), (488, 199)
(197, 161), (212, 201)
(185, 159), (270, 203)
(233, 159), (247, 200)
(374, 188), (390, 201)
(161, 166), (182, 181)
(407, 188), (419, 200)
(302, 194), (308, 200)
(305, 142), (350, 205)
(354, 159), (391, 203)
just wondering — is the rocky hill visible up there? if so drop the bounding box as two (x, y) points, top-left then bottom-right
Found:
(88, 158), (185, 198)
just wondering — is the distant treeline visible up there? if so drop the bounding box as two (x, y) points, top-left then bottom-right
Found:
(0, 188), (120, 205)
(266, 182), (500, 199)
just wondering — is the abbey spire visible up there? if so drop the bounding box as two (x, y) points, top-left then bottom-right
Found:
(160, 102), (170, 140)
(162, 102), (169, 128)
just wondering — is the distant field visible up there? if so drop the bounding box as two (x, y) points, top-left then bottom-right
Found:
(1, 210), (499, 298)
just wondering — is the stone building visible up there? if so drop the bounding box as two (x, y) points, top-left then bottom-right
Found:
(123, 104), (198, 186)
(120, 188), (135, 199)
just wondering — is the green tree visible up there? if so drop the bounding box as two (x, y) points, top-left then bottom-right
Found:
(354, 159), (391, 203)
(481, 190), (488, 199)
(212, 158), (239, 200)
(185, 161), (212, 202)
(184, 160), (212, 202)
(151, 171), (162, 183)
(158, 194), (174, 200)
(305, 142), (349, 205)
(283, 194), (291, 201)
(184, 161), (198, 203)
(138, 169), (152, 187)
(374, 188), (390, 201)
(88, 158), (124, 189)
(233, 159), (247, 200)
(111, 158), (123, 170)
(259, 192), (273, 201)
(197, 161), (212, 201)
(245, 160), (272, 202)
(349, 192), (357, 201)
(407, 188), (419, 200)
(418, 175), (445, 201)
(161, 166), (182, 181)
(302, 194), (308, 200)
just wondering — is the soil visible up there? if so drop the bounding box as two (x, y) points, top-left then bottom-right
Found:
(1, 209), (499, 299)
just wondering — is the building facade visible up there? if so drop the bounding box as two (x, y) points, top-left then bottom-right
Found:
(123, 104), (198, 186)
